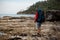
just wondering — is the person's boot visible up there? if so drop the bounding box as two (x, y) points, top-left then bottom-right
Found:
(37, 33), (41, 37)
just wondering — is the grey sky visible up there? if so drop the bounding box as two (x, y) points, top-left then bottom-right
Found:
(0, 0), (46, 14)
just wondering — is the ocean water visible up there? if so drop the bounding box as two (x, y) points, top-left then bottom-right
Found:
(0, 14), (34, 18)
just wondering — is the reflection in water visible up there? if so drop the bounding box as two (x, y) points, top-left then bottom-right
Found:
(0, 32), (7, 36)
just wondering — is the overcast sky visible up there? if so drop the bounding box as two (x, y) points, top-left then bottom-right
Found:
(0, 0), (46, 14)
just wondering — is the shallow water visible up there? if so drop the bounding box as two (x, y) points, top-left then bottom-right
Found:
(0, 32), (7, 36)
(0, 14), (34, 18)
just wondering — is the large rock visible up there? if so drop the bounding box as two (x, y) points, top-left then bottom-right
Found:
(46, 10), (60, 21)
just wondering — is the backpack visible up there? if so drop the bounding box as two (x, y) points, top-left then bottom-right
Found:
(41, 12), (45, 22)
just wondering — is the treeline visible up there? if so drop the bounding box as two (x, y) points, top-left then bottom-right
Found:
(17, 0), (60, 14)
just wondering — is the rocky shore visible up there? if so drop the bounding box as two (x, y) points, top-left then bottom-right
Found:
(0, 16), (60, 40)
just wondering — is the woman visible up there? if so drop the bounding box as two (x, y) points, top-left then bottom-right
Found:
(34, 8), (45, 36)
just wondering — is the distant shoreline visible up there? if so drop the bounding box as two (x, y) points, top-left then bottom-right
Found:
(0, 14), (35, 18)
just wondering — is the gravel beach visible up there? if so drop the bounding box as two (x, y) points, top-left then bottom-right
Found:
(0, 16), (60, 40)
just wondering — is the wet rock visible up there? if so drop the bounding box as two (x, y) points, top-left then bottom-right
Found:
(32, 37), (38, 40)
(19, 19), (26, 22)
(51, 26), (60, 32)
(2, 16), (12, 20)
(31, 34), (37, 37)
(0, 28), (13, 33)
(49, 36), (57, 40)
(19, 33), (27, 36)
(8, 37), (22, 40)
(10, 17), (20, 19)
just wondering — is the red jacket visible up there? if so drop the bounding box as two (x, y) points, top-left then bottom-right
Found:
(34, 11), (38, 22)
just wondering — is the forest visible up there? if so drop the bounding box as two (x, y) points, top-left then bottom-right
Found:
(17, 0), (60, 14)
